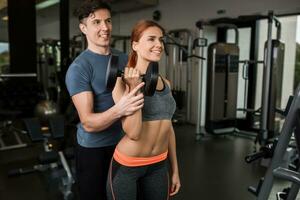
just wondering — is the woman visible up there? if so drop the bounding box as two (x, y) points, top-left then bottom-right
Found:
(107, 20), (180, 200)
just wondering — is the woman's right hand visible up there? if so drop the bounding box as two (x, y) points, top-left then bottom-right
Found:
(123, 67), (142, 90)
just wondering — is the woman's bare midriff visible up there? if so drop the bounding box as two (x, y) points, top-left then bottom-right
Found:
(116, 119), (172, 157)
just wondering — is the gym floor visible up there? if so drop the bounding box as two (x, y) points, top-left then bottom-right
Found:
(0, 123), (290, 200)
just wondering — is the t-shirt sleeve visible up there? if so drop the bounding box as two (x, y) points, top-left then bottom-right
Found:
(65, 63), (92, 96)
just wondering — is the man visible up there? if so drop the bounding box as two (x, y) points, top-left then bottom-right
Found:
(65, 1), (144, 199)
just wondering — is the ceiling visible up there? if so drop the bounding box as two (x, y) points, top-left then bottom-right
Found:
(0, 0), (159, 41)
(0, 0), (158, 24)
(0, 0), (47, 9)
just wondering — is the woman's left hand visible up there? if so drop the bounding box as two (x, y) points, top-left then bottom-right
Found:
(170, 172), (181, 196)
(123, 67), (142, 91)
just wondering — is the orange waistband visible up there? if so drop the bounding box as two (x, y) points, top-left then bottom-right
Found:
(113, 149), (168, 167)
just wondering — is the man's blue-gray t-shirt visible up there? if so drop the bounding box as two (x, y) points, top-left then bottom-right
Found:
(65, 49), (127, 148)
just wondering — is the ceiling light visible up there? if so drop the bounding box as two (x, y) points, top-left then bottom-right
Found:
(2, 15), (8, 21)
(36, 0), (59, 10)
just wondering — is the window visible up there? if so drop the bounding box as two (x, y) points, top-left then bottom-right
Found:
(0, 0), (9, 74)
(0, 42), (9, 73)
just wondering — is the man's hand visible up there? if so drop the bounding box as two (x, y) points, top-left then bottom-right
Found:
(115, 82), (145, 117)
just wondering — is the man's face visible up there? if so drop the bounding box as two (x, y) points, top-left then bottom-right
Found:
(80, 9), (112, 51)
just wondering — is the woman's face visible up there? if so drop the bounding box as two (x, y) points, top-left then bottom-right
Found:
(133, 26), (164, 62)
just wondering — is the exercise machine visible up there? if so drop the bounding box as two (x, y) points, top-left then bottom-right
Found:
(194, 11), (285, 144)
(8, 116), (75, 200)
(248, 83), (300, 200)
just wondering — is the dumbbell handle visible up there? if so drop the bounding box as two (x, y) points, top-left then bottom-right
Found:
(118, 70), (146, 78)
(106, 56), (158, 96)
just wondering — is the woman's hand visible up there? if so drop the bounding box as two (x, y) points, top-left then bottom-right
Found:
(123, 67), (142, 91)
(170, 172), (181, 196)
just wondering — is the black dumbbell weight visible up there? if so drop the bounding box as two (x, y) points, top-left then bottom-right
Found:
(142, 62), (158, 96)
(106, 55), (120, 92)
(105, 55), (159, 96)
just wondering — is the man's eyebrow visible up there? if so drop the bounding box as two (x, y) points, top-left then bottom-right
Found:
(90, 17), (111, 21)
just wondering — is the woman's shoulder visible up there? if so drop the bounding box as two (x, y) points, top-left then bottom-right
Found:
(159, 75), (171, 88)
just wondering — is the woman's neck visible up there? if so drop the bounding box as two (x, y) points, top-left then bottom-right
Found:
(135, 58), (149, 75)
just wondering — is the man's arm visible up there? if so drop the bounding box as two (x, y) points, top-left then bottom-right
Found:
(72, 82), (144, 133)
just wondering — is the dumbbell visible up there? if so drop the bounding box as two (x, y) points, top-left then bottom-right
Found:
(106, 55), (159, 96)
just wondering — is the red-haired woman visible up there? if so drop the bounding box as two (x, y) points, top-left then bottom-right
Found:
(106, 20), (181, 200)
